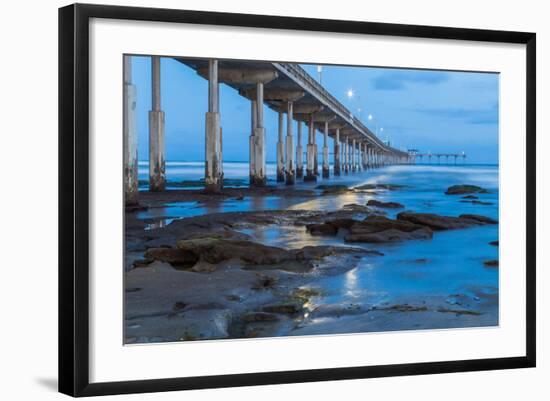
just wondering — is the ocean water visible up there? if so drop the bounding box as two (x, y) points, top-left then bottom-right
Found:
(136, 161), (499, 330)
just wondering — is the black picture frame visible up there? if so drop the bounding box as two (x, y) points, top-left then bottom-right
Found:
(58, 3), (536, 397)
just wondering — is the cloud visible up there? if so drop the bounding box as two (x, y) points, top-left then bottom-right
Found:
(414, 104), (498, 125)
(372, 70), (450, 90)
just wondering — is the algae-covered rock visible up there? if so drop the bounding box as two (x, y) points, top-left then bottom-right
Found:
(344, 215), (433, 243)
(305, 223), (338, 236)
(445, 184), (485, 195)
(144, 247), (199, 269)
(397, 212), (496, 230)
(483, 259), (499, 267)
(354, 183), (406, 191)
(459, 214), (498, 225)
(316, 184), (350, 195)
(367, 199), (404, 209)
(262, 300), (305, 314)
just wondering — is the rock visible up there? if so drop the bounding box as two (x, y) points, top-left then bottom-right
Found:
(292, 245), (337, 260)
(355, 183), (406, 191)
(252, 275), (278, 290)
(190, 260), (218, 273)
(459, 214), (498, 224)
(437, 308), (481, 316)
(460, 200), (493, 205)
(316, 184), (350, 194)
(445, 184), (484, 195)
(342, 203), (372, 212)
(483, 259), (499, 267)
(489, 240), (499, 246)
(262, 301), (304, 314)
(125, 204), (148, 213)
(462, 195), (479, 199)
(176, 238), (294, 266)
(345, 228), (433, 243)
(344, 215), (433, 243)
(172, 301), (187, 311)
(367, 199), (404, 208)
(241, 312), (280, 322)
(144, 247), (199, 269)
(305, 223), (338, 236)
(397, 212), (496, 230)
(327, 218), (357, 230)
(132, 258), (154, 268)
(311, 303), (364, 318)
(178, 228), (252, 242)
(305, 218), (360, 236)
(163, 237), (371, 273)
(292, 287), (323, 300)
(355, 215), (428, 233)
(373, 304), (428, 312)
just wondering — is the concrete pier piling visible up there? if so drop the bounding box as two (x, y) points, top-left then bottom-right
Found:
(351, 139), (357, 171)
(313, 126), (319, 176)
(148, 56), (166, 192)
(357, 143), (362, 171)
(204, 59), (223, 193)
(285, 102), (295, 185)
(249, 100), (257, 183)
(305, 114), (317, 182)
(367, 146), (374, 168)
(276, 112), (285, 182)
(334, 128), (341, 176)
(123, 56), (139, 205)
(296, 122), (303, 178)
(251, 82), (267, 186)
(344, 137), (349, 173)
(322, 121), (330, 178)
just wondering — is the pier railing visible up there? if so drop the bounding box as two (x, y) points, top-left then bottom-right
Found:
(274, 63), (407, 156)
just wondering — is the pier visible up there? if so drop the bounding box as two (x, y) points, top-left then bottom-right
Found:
(123, 56), (414, 204)
(408, 150), (467, 164)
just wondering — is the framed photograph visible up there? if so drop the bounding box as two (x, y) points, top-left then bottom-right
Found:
(58, 3), (536, 397)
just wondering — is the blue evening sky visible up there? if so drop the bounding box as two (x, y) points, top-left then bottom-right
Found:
(131, 56), (499, 164)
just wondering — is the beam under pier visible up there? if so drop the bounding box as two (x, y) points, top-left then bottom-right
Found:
(149, 56), (166, 192)
(123, 55), (138, 205)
